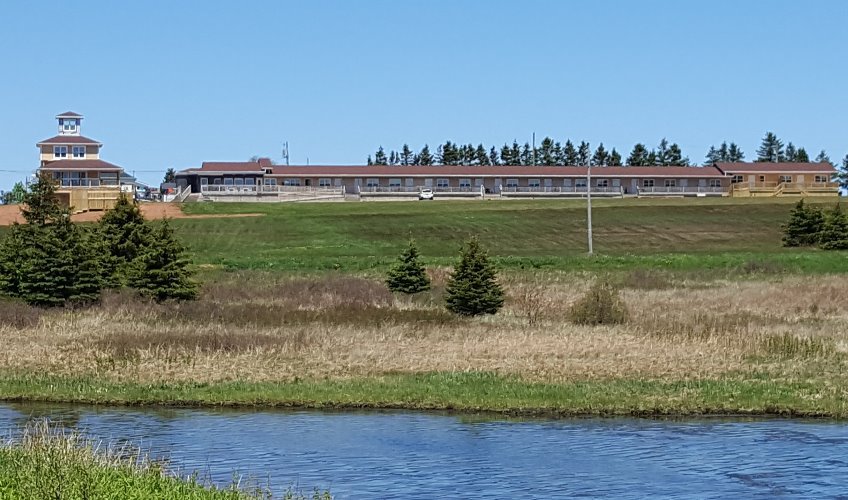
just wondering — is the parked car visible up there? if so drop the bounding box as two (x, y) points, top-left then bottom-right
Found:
(418, 188), (434, 200)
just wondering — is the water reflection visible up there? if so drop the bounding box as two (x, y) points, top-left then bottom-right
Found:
(2, 402), (847, 499)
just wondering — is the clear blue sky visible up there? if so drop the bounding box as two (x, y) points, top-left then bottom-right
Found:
(1, 0), (846, 190)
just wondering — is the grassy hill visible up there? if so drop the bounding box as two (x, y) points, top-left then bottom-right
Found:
(176, 197), (846, 272)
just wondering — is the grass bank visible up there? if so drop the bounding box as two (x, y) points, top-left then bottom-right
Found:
(1, 372), (845, 418)
(175, 198), (848, 272)
(0, 422), (330, 499)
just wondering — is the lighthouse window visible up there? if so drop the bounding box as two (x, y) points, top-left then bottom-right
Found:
(72, 146), (85, 158)
(53, 146), (68, 158)
(62, 119), (78, 132)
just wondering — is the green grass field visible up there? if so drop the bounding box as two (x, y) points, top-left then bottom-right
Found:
(176, 197), (847, 273)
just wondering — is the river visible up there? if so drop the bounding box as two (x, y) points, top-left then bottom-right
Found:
(1, 403), (846, 499)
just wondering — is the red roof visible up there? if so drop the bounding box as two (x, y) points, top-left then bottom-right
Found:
(716, 162), (835, 174)
(39, 159), (122, 172)
(56, 111), (83, 118)
(199, 161), (265, 172)
(37, 135), (102, 146)
(265, 165), (726, 178)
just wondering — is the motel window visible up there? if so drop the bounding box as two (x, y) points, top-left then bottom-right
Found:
(213, 178), (222, 185)
(319, 178), (333, 187)
(575, 179), (587, 188)
(224, 178), (234, 186)
(284, 178), (301, 186)
(528, 178), (540, 188)
(779, 175), (792, 183)
(366, 178), (379, 187)
(235, 178), (245, 186)
(405, 178), (414, 187)
(335, 178), (343, 187)
(664, 179), (676, 187)
(388, 178), (401, 187)
(72, 146), (85, 158)
(459, 178), (472, 188)
(200, 178), (209, 186)
(53, 146), (68, 158)
(709, 179), (722, 188)
(815, 175), (828, 183)
(264, 178), (277, 186)
(759, 176), (766, 183)
(731, 175), (744, 183)
(563, 178), (572, 187)
(643, 179), (655, 187)
(436, 178), (450, 188)
(596, 179), (609, 188)
(475, 178), (483, 187)
(506, 178), (519, 188)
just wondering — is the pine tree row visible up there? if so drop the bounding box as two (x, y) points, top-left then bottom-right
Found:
(782, 200), (848, 250)
(366, 132), (844, 168)
(0, 174), (198, 307)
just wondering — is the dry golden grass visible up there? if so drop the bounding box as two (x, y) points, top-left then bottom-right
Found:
(1, 272), (846, 386)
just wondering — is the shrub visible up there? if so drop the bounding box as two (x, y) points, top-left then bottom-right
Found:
(445, 237), (504, 316)
(818, 203), (848, 250)
(386, 239), (430, 294)
(782, 199), (824, 247)
(567, 281), (628, 326)
(128, 219), (198, 301)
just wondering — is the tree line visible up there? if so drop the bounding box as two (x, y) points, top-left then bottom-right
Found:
(0, 175), (197, 307)
(366, 132), (845, 170)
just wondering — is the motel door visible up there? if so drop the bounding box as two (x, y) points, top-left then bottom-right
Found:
(424, 179), (433, 188)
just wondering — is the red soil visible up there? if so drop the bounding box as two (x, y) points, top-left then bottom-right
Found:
(0, 203), (262, 226)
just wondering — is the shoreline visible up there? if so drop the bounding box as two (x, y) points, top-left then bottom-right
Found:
(1, 373), (844, 419)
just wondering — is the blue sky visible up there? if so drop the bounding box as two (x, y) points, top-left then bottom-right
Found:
(1, 0), (846, 190)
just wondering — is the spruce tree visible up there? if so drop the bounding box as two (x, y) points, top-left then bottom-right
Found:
(374, 146), (388, 165)
(400, 144), (413, 165)
(488, 146), (500, 166)
(837, 154), (848, 190)
(727, 143), (745, 162)
(21, 173), (65, 225)
(418, 145), (433, 165)
(99, 193), (153, 287)
(796, 148), (810, 163)
(163, 168), (176, 183)
(563, 140), (579, 165)
(385, 239), (430, 294)
(756, 132), (784, 162)
(782, 199), (823, 247)
(577, 141), (591, 166)
(444, 237), (504, 316)
(815, 150), (834, 167)
(128, 219), (198, 301)
(627, 143), (651, 166)
(591, 143), (608, 166)
(818, 203), (848, 250)
(608, 148), (623, 166)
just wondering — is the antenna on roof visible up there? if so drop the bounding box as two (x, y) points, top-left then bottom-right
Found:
(282, 141), (290, 166)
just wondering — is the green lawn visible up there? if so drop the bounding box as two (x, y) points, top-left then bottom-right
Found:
(176, 197), (847, 272)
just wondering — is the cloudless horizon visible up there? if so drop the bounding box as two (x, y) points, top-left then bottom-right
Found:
(1, 0), (846, 190)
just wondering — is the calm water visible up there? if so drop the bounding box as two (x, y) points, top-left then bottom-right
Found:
(2, 403), (847, 499)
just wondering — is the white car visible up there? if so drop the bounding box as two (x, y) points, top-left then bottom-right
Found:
(418, 188), (434, 200)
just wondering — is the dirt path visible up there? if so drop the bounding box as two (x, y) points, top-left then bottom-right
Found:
(0, 203), (262, 226)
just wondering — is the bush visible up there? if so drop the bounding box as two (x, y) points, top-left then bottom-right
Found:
(386, 239), (430, 294)
(782, 199), (824, 247)
(99, 193), (153, 287)
(445, 237), (504, 316)
(567, 281), (628, 326)
(818, 203), (848, 250)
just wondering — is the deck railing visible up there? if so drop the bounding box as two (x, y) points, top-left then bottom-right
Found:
(201, 185), (344, 194)
(357, 186), (482, 194)
(638, 186), (726, 194)
(57, 179), (119, 187)
(500, 186), (623, 194)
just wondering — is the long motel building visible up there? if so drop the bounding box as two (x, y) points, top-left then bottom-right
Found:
(174, 159), (839, 202)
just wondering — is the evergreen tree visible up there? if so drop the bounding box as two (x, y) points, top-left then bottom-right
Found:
(418, 145), (433, 165)
(756, 132), (784, 162)
(552, 142), (564, 165)
(21, 173), (64, 225)
(591, 143), (608, 166)
(475, 144), (489, 165)
(653, 138), (670, 166)
(163, 168), (176, 183)
(374, 146), (388, 165)
(727, 143), (745, 162)
(577, 141), (591, 166)
(818, 203), (848, 250)
(8, 182), (26, 204)
(782, 199), (824, 247)
(366, 155), (373, 165)
(510, 141), (522, 165)
(563, 140), (579, 165)
(388, 150), (398, 165)
(488, 146), (500, 166)
(785, 142), (798, 162)
(128, 219), (198, 301)
(837, 154), (848, 190)
(539, 137), (556, 165)
(444, 237), (504, 316)
(520, 142), (533, 165)
(400, 144), (413, 165)
(385, 239), (430, 294)
(796, 148), (810, 163)
(815, 150), (834, 167)
(627, 143), (651, 166)
(99, 194), (153, 287)
(608, 148), (623, 166)
(704, 145), (720, 165)
(666, 143), (688, 166)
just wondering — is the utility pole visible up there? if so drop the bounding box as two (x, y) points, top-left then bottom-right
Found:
(532, 132), (536, 165)
(587, 163), (593, 255)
